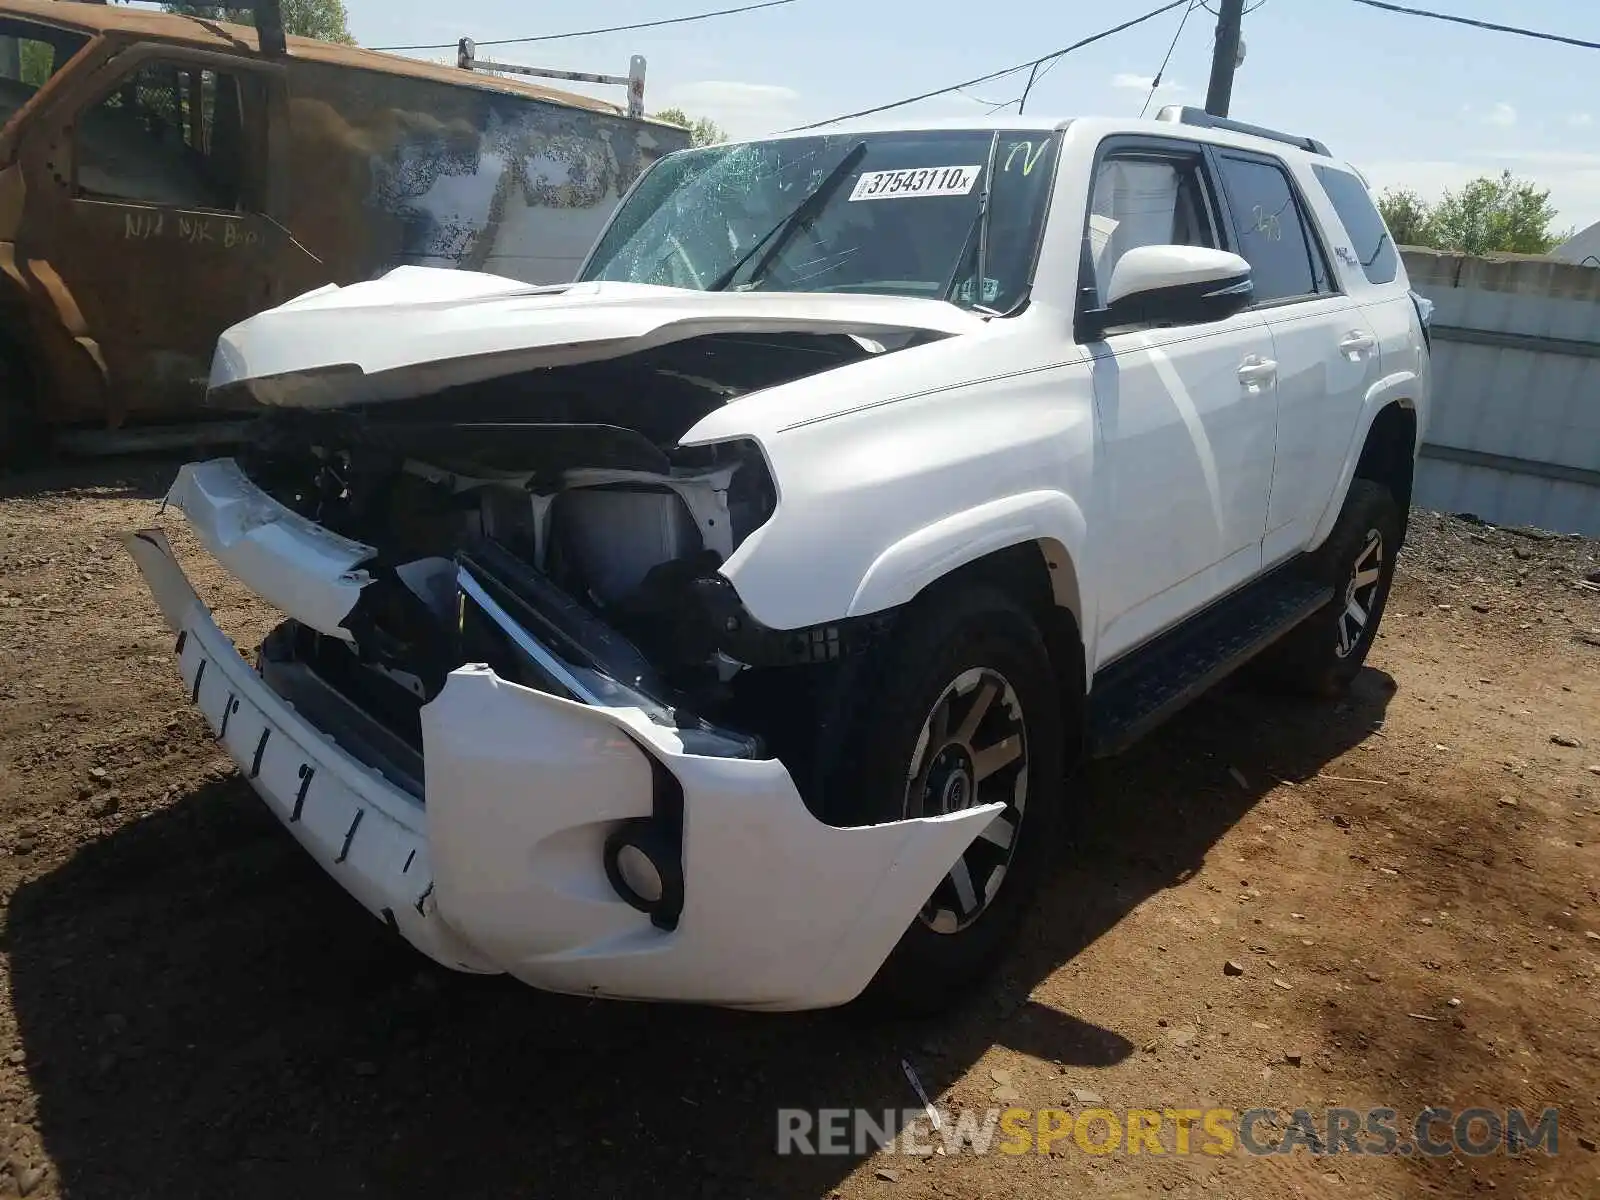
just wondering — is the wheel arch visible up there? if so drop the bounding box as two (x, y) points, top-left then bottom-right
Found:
(1310, 389), (1421, 548)
(845, 489), (1091, 691)
(1353, 400), (1419, 512)
(887, 537), (1089, 773)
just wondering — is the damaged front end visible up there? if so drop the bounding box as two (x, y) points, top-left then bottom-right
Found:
(124, 303), (1000, 1010)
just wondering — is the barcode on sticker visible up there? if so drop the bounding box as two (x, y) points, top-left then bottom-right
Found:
(848, 165), (982, 201)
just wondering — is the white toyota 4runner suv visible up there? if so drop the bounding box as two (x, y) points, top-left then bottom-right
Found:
(127, 106), (1431, 1013)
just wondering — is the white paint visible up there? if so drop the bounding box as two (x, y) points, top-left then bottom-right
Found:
(422, 667), (1002, 1009)
(1103, 245), (1250, 307)
(124, 530), (1000, 1011)
(165, 458), (375, 640)
(120, 112), (1435, 1010)
(209, 274), (986, 395)
(1086, 312), (1277, 662)
(122, 528), (498, 974)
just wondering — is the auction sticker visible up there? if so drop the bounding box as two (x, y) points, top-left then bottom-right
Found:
(849, 165), (982, 201)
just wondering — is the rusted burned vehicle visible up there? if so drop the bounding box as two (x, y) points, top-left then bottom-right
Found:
(0, 0), (687, 457)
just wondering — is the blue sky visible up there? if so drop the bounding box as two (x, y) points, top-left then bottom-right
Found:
(343, 0), (1600, 234)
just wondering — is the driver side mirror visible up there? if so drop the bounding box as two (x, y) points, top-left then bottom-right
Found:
(1080, 245), (1253, 341)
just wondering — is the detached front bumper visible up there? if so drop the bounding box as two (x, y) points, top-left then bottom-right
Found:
(126, 520), (999, 1011)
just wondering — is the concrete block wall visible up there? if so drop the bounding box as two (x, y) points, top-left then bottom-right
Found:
(1401, 248), (1600, 537)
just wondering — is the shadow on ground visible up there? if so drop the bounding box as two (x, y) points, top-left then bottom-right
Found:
(0, 457), (181, 503)
(6, 655), (1394, 1199)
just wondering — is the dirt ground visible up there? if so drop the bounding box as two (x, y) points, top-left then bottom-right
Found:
(0, 458), (1596, 1200)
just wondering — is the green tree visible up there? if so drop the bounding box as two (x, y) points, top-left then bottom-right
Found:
(1429, 170), (1568, 255)
(1376, 187), (1434, 247)
(159, 1), (355, 45)
(651, 107), (727, 147)
(17, 39), (52, 87)
(1379, 171), (1571, 255)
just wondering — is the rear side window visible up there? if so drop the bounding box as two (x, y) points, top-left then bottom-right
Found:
(1313, 165), (1398, 285)
(1214, 154), (1328, 305)
(0, 18), (90, 132)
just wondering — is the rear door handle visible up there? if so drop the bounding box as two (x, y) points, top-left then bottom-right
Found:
(1237, 356), (1277, 386)
(1339, 330), (1377, 353)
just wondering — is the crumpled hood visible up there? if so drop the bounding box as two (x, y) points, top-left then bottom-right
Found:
(209, 267), (986, 405)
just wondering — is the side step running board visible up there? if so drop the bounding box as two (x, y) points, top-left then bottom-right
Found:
(1087, 568), (1334, 758)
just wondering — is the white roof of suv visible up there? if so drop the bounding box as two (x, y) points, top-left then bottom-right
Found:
(735, 107), (1334, 164)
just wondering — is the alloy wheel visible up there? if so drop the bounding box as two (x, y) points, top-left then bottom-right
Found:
(903, 667), (1028, 934)
(1336, 528), (1385, 659)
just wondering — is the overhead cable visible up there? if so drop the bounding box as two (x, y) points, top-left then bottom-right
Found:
(372, 0), (797, 53)
(1347, 0), (1600, 52)
(785, 0), (1192, 130)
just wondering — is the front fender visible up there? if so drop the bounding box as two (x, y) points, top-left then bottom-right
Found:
(1308, 370), (1425, 547)
(848, 489), (1088, 619)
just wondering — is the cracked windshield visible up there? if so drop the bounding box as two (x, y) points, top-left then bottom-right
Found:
(581, 129), (1058, 312)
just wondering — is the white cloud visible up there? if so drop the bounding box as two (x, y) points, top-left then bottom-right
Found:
(1111, 72), (1182, 92)
(660, 80), (801, 140)
(1485, 102), (1517, 129)
(1570, 112), (1594, 129)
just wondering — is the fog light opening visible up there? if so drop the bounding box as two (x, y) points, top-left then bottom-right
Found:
(615, 843), (664, 905)
(603, 818), (683, 929)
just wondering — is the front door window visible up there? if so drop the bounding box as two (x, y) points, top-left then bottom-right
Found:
(75, 59), (251, 211)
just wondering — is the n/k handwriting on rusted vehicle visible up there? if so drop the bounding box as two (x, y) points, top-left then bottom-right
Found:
(122, 208), (260, 249)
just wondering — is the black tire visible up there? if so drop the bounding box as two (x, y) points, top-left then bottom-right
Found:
(1258, 479), (1401, 696)
(815, 582), (1066, 1015)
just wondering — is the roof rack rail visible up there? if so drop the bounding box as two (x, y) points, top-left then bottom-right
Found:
(1154, 105), (1331, 157)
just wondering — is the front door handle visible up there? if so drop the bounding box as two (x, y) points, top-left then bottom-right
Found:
(1237, 355), (1278, 387)
(1339, 330), (1377, 354)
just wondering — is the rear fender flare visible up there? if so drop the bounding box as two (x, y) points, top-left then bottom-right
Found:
(1308, 372), (1423, 548)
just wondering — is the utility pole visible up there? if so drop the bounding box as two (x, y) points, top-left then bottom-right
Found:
(1204, 0), (1245, 117)
(254, 0), (287, 57)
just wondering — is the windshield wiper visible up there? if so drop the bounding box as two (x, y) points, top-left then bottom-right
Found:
(941, 133), (1001, 313)
(707, 141), (867, 292)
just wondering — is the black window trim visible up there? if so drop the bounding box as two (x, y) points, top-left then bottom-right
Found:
(1073, 133), (1231, 340)
(1205, 145), (1343, 310)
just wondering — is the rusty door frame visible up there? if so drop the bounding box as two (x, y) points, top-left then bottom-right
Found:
(12, 37), (288, 424)
(0, 25), (126, 426)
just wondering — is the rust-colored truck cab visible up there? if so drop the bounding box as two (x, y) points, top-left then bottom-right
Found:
(0, 0), (687, 455)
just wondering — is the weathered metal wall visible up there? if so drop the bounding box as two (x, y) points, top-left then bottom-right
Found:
(1402, 248), (1600, 537)
(287, 62), (688, 289)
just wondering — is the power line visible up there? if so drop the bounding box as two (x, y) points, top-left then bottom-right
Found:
(1140, 0), (1199, 118)
(1346, 0), (1600, 52)
(954, 87), (1013, 109)
(787, 0), (1190, 130)
(1022, 0), (1194, 114)
(371, 0), (798, 53)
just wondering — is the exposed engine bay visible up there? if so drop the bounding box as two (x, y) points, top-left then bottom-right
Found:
(221, 330), (913, 796)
